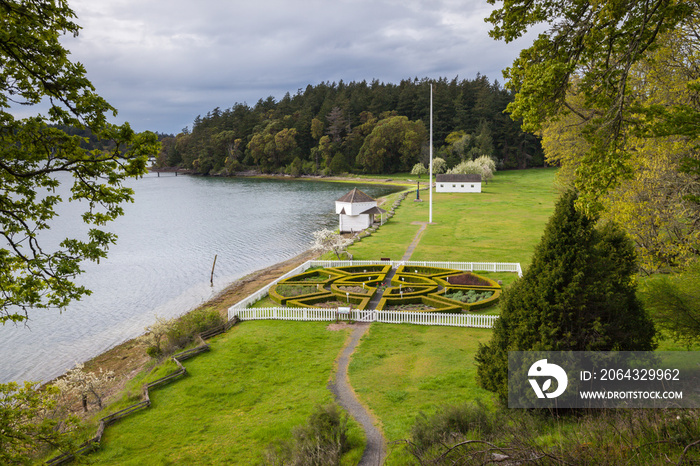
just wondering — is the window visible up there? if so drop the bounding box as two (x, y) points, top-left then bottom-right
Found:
(471, 184), (474, 188)
(452, 184), (456, 188)
(461, 184), (464, 188)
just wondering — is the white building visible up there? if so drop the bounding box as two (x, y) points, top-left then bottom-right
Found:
(335, 188), (386, 233)
(435, 174), (482, 193)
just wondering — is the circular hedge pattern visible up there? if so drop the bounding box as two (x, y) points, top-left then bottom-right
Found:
(269, 265), (501, 313)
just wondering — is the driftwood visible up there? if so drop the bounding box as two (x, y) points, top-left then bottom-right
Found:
(45, 316), (240, 465)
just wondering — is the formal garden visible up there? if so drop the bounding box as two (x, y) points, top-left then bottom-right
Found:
(267, 264), (501, 313)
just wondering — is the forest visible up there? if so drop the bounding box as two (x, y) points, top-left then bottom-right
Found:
(155, 76), (544, 176)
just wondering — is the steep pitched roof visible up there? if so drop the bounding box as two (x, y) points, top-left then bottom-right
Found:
(360, 206), (387, 215)
(336, 188), (376, 203)
(436, 174), (482, 183)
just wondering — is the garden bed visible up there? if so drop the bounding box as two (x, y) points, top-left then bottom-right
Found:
(444, 289), (494, 303)
(384, 303), (436, 311)
(337, 286), (368, 294)
(275, 284), (322, 297)
(442, 273), (493, 286)
(376, 295), (462, 313)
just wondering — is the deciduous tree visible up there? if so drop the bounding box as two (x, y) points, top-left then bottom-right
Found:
(356, 116), (427, 173)
(488, 0), (698, 212)
(0, 381), (79, 464)
(53, 363), (114, 411)
(411, 163), (427, 178)
(539, 21), (700, 271)
(0, 0), (160, 323)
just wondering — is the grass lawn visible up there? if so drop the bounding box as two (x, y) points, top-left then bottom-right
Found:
(347, 324), (496, 465)
(70, 167), (700, 466)
(88, 321), (364, 465)
(349, 168), (559, 266)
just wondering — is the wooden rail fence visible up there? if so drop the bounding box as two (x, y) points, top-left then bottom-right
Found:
(45, 317), (239, 465)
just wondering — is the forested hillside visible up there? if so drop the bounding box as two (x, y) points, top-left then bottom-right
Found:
(156, 76), (544, 176)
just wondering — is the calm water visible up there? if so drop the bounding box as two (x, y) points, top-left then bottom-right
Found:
(0, 174), (399, 384)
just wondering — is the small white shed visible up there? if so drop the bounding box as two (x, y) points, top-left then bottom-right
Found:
(435, 174), (482, 193)
(335, 188), (386, 233)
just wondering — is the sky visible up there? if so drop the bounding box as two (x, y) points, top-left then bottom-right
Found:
(39, 0), (540, 135)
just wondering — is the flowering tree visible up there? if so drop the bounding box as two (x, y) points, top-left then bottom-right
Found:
(410, 163), (427, 178)
(139, 314), (175, 357)
(54, 363), (114, 412)
(311, 229), (353, 260)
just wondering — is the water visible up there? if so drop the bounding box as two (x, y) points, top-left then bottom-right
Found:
(0, 173), (399, 384)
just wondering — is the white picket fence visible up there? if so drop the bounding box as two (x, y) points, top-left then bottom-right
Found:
(227, 260), (518, 328)
(230, 307), (499, 328)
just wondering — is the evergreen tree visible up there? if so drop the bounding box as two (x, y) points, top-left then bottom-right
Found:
(475, 191), (657, 400)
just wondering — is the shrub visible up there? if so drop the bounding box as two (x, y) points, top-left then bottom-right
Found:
(141, 308), (225, 357)
(406, 405), (700, 465)
(263, 403), (350, 466)
(165, 307), (224, 351)
(410, 402), (497, 454)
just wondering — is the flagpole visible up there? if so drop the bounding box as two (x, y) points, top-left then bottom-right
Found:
(429, 83), (433, 224)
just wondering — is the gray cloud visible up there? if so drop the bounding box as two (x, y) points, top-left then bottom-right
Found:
(51, 0), (538, 134)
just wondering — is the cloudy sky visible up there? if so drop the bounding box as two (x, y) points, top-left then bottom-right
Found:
(51, 0), (539, 135)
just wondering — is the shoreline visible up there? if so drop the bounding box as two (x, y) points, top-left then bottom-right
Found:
(57, 175), (412, 401)
(79, 248), (320, 396)
(149, 166), (417, 188)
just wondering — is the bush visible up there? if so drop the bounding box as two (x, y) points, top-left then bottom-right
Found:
(410, 402), (497, 453)
(263, 403), (350, 466)
(142, 308), (224, 357)
(165, 307), (224, 351)
(406, 405), (700, 465)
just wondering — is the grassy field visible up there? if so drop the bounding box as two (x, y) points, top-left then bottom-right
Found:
(348, 325), (496, 464)
(349, 168), (559, 266)
(87, 321), (364, 465)
(82, 168), (563, 464)
(73, 167), (700, 465)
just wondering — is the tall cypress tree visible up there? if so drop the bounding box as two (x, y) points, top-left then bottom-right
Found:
(475, 191), (657, 400)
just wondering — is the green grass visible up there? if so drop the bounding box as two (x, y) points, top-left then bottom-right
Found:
(74, 167), (700, 465)
(88, 321), (364, 465)
(349, 168), (559, 266)
(347, 324), (496, 465)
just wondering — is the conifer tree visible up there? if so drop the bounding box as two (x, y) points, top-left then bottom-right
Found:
(475, 191), (657, 400)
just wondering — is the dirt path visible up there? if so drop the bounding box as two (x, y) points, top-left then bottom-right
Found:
(328, 209), (431, 465)
(328, 323), (385, 466)
(403, 221), (429, 261)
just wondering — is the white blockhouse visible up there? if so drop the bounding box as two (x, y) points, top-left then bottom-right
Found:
(435, 174), (482, 193)
(335, 188), (386, 233)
